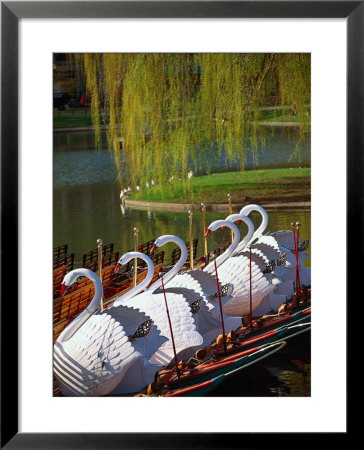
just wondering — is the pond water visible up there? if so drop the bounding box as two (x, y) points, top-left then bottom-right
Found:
(54, 127), (310, 188)
(53, 129), (311, 397)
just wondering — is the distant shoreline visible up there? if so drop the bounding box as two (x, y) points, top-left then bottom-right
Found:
(54, 121), (309, 133)
(54, 125), (108, 133)
(124, 199), (310, 213)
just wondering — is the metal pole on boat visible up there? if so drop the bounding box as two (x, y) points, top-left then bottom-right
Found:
(201, 203), (208, 258)
(214, 259), (227, 354)
(188, 210), (194, 269)
(133, 227), (139, 287)
(249, 247), (253, 327)
(227, 193), (233, 244)
(97, 238), (104, 310)
(160, 273), (180, 381)
(291, 222), (296, 293)
(296, 222), (301, 294)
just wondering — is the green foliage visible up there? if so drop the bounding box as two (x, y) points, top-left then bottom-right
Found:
(129, 168), (311, 204)
(73, 53), (310, 189)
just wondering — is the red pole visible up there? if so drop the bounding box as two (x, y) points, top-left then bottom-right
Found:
(296, 222), (301, 293)
(160, 275), (180, 380)
(214, 259), (226, 352)
(249, 247), (253, 327)
(292, 222), (297, 294)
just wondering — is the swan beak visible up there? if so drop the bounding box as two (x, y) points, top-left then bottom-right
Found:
(150, 244), (157, 255)
(113, 263), (121, 273)
(61, 283), (66, 297)
(237, 219), (242, 225)
(204, 229), (211, 238)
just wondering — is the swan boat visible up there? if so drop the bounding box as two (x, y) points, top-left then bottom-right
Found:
(204, 218), (282, 317)
(112, 251), (204, 366)
(239, 204), (311, 288)
(53, 268), (168, 396)
(140, 340), (289, 396)
(148, 234), (242, 337)
(141, 299), (311, 396)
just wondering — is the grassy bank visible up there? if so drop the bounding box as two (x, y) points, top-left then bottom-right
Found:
(53, 107), (310, 129)
(128, 168), (311, 204)
(53, 108), (94, 129)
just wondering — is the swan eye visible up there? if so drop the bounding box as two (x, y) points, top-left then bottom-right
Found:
(190, 300), (201, 314)
(128, 319), (153, 340)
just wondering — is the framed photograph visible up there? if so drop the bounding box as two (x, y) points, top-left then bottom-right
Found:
(1, 1), (355, 447)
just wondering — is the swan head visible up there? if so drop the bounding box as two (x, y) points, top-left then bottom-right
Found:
(150, 235), (178, 254)
(226, 214), (255, 238)
(114, 251), (149, 272)
(61, 269), (86, 296)
(226, 213), (250, 226)
(205, 219), (233, 237)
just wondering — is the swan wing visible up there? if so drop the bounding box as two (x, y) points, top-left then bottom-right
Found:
(122, 291), (203, 364)
(53, 305), (160, 396)
(167, 269), (217, 297)
(216, 259), (275, 316)
(162, 286), (222, 337)
(268, 230), (294, 249)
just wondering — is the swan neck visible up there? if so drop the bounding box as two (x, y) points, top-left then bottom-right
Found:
(204, 221), (240, 273)
(234, 216), (255, 253)
(241, 205), (268, 244)
(113, 252), (155, 306)
(57, 269), (103, 344)
(149, 235), (188, 291)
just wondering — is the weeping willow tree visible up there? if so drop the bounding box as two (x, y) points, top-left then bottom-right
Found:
(73, 53), (310, 194)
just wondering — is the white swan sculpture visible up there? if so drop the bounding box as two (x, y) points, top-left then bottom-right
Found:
(240, 204), (311, 287)
(53, 268), (166, 396)
(112, 251), (203, 366)
(114, 250), (222, 352)
(224, 213), (292, 317)
(204, 219), (281, 317)
(148, 234), (242, 337)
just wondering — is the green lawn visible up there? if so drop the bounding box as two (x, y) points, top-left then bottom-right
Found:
(259, 110), (310, 123)
(53, 108), (96, 128)
(53, 107), (310, 129)
(53, 115), (93, 128)
(129, 168), (311, 204)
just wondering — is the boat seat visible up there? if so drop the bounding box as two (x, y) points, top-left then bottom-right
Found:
(53, 244), (68, 262)
(82, 243), (114, 268)
(170, 239), (198, 268)
(53, 253), (75, 272)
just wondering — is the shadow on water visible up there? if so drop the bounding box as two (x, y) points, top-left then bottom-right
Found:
(206, 334), (311, 397)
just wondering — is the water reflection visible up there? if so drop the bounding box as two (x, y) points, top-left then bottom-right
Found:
(54, 128), (310, 190)
(54, 181), (310, 266)
(206, 334), (311, 397)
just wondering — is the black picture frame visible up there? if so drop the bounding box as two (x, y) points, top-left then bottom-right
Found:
(1, 1), (355, 448)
